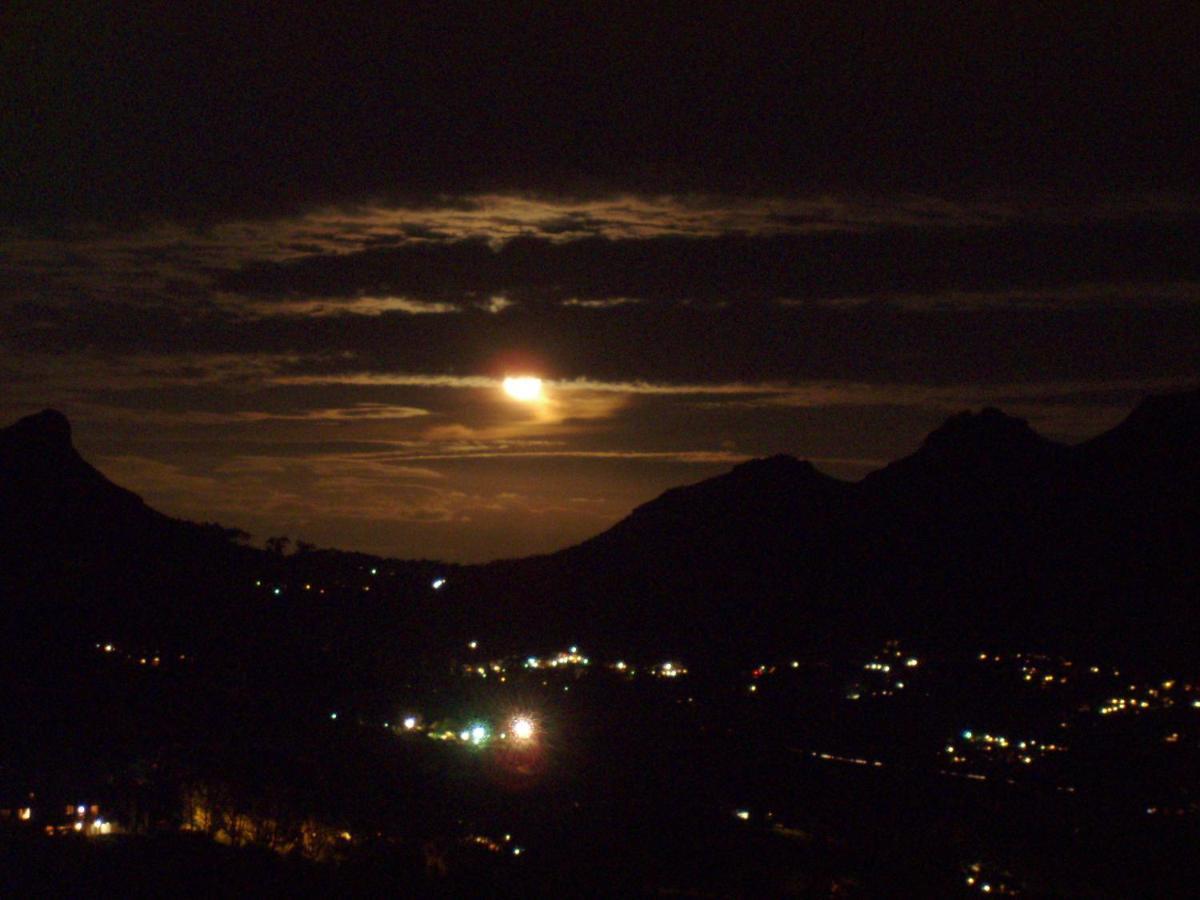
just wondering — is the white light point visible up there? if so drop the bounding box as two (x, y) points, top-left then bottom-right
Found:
(511, 716), (535, 741)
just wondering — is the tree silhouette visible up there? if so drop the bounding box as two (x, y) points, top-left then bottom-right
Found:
(265, 535), (291, 556)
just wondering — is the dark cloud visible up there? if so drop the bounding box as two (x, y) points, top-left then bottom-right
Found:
(219, 222), (1200, 303)
(4, 4), (1197, 227)
(7, 285), (1199, 387)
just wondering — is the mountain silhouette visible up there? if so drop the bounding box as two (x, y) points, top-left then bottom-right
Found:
(1, 409), (161, 548)
(0, 409), (263, 658)
(456, 389), (1200, 667)
(2, 391), (1198, 670)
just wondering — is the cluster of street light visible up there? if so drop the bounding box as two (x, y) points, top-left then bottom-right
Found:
(457, 644), (689, 684)
(397, 713), (538, 749)
(844, 641), (920, 700)
(945, 731), (1067, 768)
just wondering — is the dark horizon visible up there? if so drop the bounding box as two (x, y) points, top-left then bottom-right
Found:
(5, 385), (1198, 566)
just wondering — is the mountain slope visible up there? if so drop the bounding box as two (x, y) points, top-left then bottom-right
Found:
(0, 410), (262, 653)
(456, 389), (1200, 665)
(0, 409), (158, 543)
(0, 410), (458, 691)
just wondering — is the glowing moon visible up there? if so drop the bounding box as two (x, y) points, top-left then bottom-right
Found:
(502, 376), (543, 402)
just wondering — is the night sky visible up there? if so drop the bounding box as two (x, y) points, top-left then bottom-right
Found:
(3, 4), (1198, 561)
